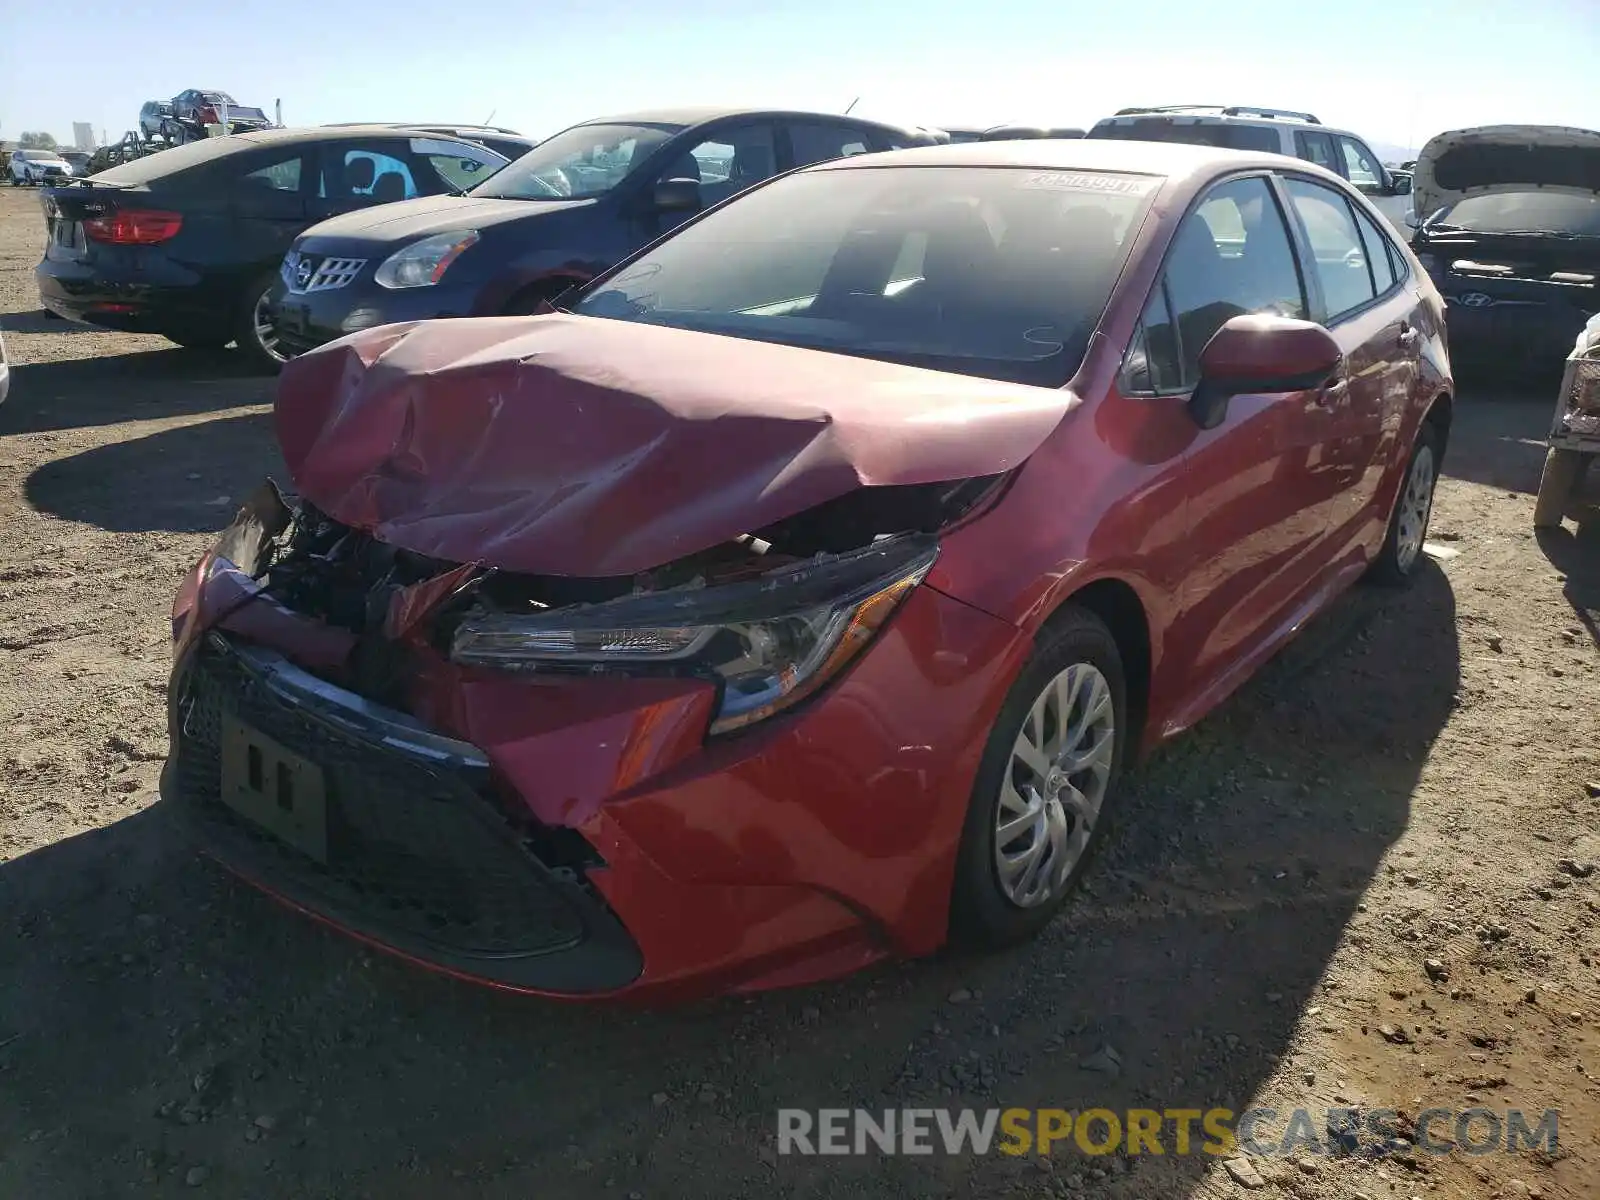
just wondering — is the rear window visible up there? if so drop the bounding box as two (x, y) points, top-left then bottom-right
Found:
(1089, 119), (1280, 153)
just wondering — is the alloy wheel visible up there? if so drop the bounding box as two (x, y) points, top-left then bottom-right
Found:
(994, 662), (1115, 908)
(1394, 443), (1436, 572)
(252, 290), (287, 364)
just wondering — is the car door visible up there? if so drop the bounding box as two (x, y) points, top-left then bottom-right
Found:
(224, 147), (315, 276)
(1125, 173), (1338, 698)
(780, 120), (878, 169)
(1279, 175), (1404, 537)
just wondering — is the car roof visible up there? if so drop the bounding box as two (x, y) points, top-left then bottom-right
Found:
(1094, 108), (1360, 138)
(576, 106), (923, 135)
(808, 136), (1310, 184)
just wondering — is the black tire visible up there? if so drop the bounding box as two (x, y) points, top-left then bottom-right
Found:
(1534, 448), (1587, 530)
(232, 274), (286, 374)
(1367, 420), (1442, 586)
(163, 328), (230, 350)
(949, 607), (1127, 950)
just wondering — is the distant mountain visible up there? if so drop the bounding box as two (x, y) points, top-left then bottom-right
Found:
(1368, 139), (1418, 165)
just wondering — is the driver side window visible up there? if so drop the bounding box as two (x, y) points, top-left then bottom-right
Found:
(1338, 137), (1383, 193)
(673, 123), (779, 209)
(1124, 176), (1307, 393)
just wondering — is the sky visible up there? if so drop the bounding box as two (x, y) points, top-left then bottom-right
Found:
(2, 0), (1597, 155)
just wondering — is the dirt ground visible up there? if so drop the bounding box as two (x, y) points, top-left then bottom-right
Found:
(0, 184), (1597, 1200)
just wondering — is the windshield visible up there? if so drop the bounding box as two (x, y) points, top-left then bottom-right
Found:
(1437, 191), (1600, 236)
(20, 150), (61, 161)
(575, 165), (1159, 386)
(471, 121), (682, 201)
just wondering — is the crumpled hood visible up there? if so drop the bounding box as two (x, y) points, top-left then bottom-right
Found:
(296, 193), (594, 245)
(1413, 124), (1600, 222)
(275, 314), (1075, 576)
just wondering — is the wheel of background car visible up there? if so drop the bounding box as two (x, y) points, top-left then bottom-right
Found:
(232, 273), (288, 374)
(949, 606), (1126, 950)
(1534, 448), (1588, 529)
(1368, 420), (1442, 585)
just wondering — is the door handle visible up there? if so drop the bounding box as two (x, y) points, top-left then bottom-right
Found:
(1398, 323), (1419, 349)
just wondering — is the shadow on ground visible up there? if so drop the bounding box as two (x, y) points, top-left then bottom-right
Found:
(1537, 521), (1600, 648)
(24, 412), (283, 533)
(0, 309), (104, 335)
(0, 349), (269, 436)
(0, 555), (1459, 1199)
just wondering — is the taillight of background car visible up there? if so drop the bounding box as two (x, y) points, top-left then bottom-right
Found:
(83, 210), (184, 245)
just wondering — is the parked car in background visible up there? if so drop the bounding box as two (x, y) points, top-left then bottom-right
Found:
(34, 126), (508, 369)
(163, 90), (273, 142)
(323, 123), (537, 161)
(10, 149), (74, 186)
(1535, 312), (1600, 529)
(268, 106), (935, 363)
(1408, 125), (1600, 370)
(168, 139), (1451, 999)
(1087, 105), (1414, 230)
(139, 100), (176, 140)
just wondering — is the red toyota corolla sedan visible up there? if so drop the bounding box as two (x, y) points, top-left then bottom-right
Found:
(163, 140), (1451, 1001)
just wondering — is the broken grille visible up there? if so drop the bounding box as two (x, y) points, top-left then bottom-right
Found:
(172, 637), (588, 957)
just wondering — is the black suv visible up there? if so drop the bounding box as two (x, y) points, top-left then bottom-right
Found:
(269, 107), (934, 361)
(35, 126), (508, 369)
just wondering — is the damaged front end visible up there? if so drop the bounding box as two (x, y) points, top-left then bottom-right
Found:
(164, 470), (1008, 997)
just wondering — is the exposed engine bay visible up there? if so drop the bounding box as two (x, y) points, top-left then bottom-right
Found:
(213, 473), (1002, 701)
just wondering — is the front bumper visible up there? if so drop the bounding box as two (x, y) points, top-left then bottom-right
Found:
(164, 632), (646, 993)
(1441, 290), (1595, 363)
(272, 270), (484, 358)
(168, 554), (1027, 1000)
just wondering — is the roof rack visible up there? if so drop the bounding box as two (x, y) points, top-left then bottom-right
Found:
(1112, 104), (1321, 124)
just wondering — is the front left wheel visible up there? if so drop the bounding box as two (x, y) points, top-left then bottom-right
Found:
(233, 274), (287, 374)
(950, 607), (1127, 950)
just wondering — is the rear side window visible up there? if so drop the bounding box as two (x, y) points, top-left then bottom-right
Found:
(242, 156), (302, 192)
(1294, 130), (1339, 173)
(786, 121), (875, 167)
(1132, 175), (1306, 390)
(1351, 204), (1399, 292)
(1283, 177), (1377, 319)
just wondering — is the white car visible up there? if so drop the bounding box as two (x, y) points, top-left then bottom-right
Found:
(9, 149), (73, 186)
(1086, 105), (1415, 231)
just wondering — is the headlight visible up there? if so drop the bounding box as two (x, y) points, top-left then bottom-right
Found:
(373, 230), (479, 289)
(451, 539), (938, 735)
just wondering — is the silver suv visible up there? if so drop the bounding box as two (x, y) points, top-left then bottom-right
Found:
(1087, 105), (1413, 229)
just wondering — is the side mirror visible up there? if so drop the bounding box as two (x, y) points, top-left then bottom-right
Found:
(1389, 172), (1412, 196)
(1187, 314), (1343, 430)
(652, 177), (702, 213)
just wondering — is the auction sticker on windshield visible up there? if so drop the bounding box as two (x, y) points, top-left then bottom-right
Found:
(1018, 172), (1158, 195)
